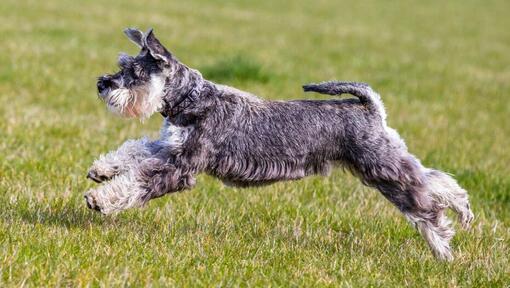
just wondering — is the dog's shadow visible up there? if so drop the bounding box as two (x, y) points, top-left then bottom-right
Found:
(11, 201), (147, 230)
(15, 205), (97, 228)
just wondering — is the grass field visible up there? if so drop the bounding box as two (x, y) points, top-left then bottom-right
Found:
(1, 0), (509, 286)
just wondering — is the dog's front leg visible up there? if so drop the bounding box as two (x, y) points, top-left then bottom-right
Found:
(87, 137), (159, 183)
(84, 169), (147, 214)
(84, 158), (195, 214)
(136, 158), (196, 202)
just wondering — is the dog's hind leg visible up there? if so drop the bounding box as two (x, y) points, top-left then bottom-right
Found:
(404, 207), (455, 261)
(383, 183), (455, 260)
(351, 152), (460, 261)
(402, 167), (474, 257)
(422, 169), (474, 230)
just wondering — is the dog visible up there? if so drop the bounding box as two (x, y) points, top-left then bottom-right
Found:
(85, 28), (474, 260)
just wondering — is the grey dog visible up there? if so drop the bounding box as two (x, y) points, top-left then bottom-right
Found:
(85, 28), (473, 260)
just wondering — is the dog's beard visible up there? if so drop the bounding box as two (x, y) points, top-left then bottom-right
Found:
(104, 75), (165, 119)
(105, 87), (140, 117)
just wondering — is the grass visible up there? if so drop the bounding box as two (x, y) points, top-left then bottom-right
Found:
(0, 0), (509, 286)
(201, 54), (271, 83)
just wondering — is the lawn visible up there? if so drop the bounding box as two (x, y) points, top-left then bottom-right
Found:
(0, 0), (509, 286)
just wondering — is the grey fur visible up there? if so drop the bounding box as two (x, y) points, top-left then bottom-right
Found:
(86, 28), (474, 260)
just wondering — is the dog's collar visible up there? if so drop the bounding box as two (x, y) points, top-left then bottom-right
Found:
(161, 83), (202, 118)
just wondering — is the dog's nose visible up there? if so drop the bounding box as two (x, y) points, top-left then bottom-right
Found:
(84, 194), (101, 212)
(97, 78), (108, 94)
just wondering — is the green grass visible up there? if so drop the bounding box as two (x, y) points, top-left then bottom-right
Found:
(201, 54), (271, 83)
(0, 0), (509, 286)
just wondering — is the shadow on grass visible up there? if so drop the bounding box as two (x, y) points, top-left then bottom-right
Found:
(16, 205), (105, 228)
(3, 198), (149, 229)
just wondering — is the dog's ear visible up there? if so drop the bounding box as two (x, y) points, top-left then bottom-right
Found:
(143, 28), (171, 63)
(123, 28), (144, 48)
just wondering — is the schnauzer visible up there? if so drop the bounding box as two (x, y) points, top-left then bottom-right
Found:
(85, 28), (473, 260)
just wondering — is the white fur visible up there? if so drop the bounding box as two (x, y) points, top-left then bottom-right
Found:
(104, 74), (165, 118)
(85, 170), (146, 214)
(142, 74), (166, 118)
(406, 213), (454, 261)
(106, 88), (133, 115)
(403, 170), (473, 261)
(366, 88), (408, 150)
(160, 119), (194, 153)
(425, 170), (474, 229)
(89, 138), (152, 179)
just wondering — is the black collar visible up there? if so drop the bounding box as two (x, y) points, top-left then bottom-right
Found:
(160, 86), (200, 118)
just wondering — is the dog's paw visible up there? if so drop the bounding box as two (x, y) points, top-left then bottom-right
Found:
(84, 177), (148, 215)
(459, 205), (474, 230)
(86, 165), (119, 183)
(84, 190), (103, 213)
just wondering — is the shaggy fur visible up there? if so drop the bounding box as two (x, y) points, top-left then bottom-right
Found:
(85, 28), (474, 260)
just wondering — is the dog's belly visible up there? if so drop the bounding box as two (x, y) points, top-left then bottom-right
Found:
(209, 154), (332, 187)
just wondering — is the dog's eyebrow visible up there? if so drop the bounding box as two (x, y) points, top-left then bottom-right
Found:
(118, 53), (134, 66)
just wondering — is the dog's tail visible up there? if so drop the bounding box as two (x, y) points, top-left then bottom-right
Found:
(303, 81), (386, 118)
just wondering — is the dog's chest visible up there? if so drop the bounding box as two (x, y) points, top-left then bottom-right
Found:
(160, 119), (194, 149)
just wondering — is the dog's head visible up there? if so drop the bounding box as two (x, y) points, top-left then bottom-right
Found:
(96, 28), (175, 118)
